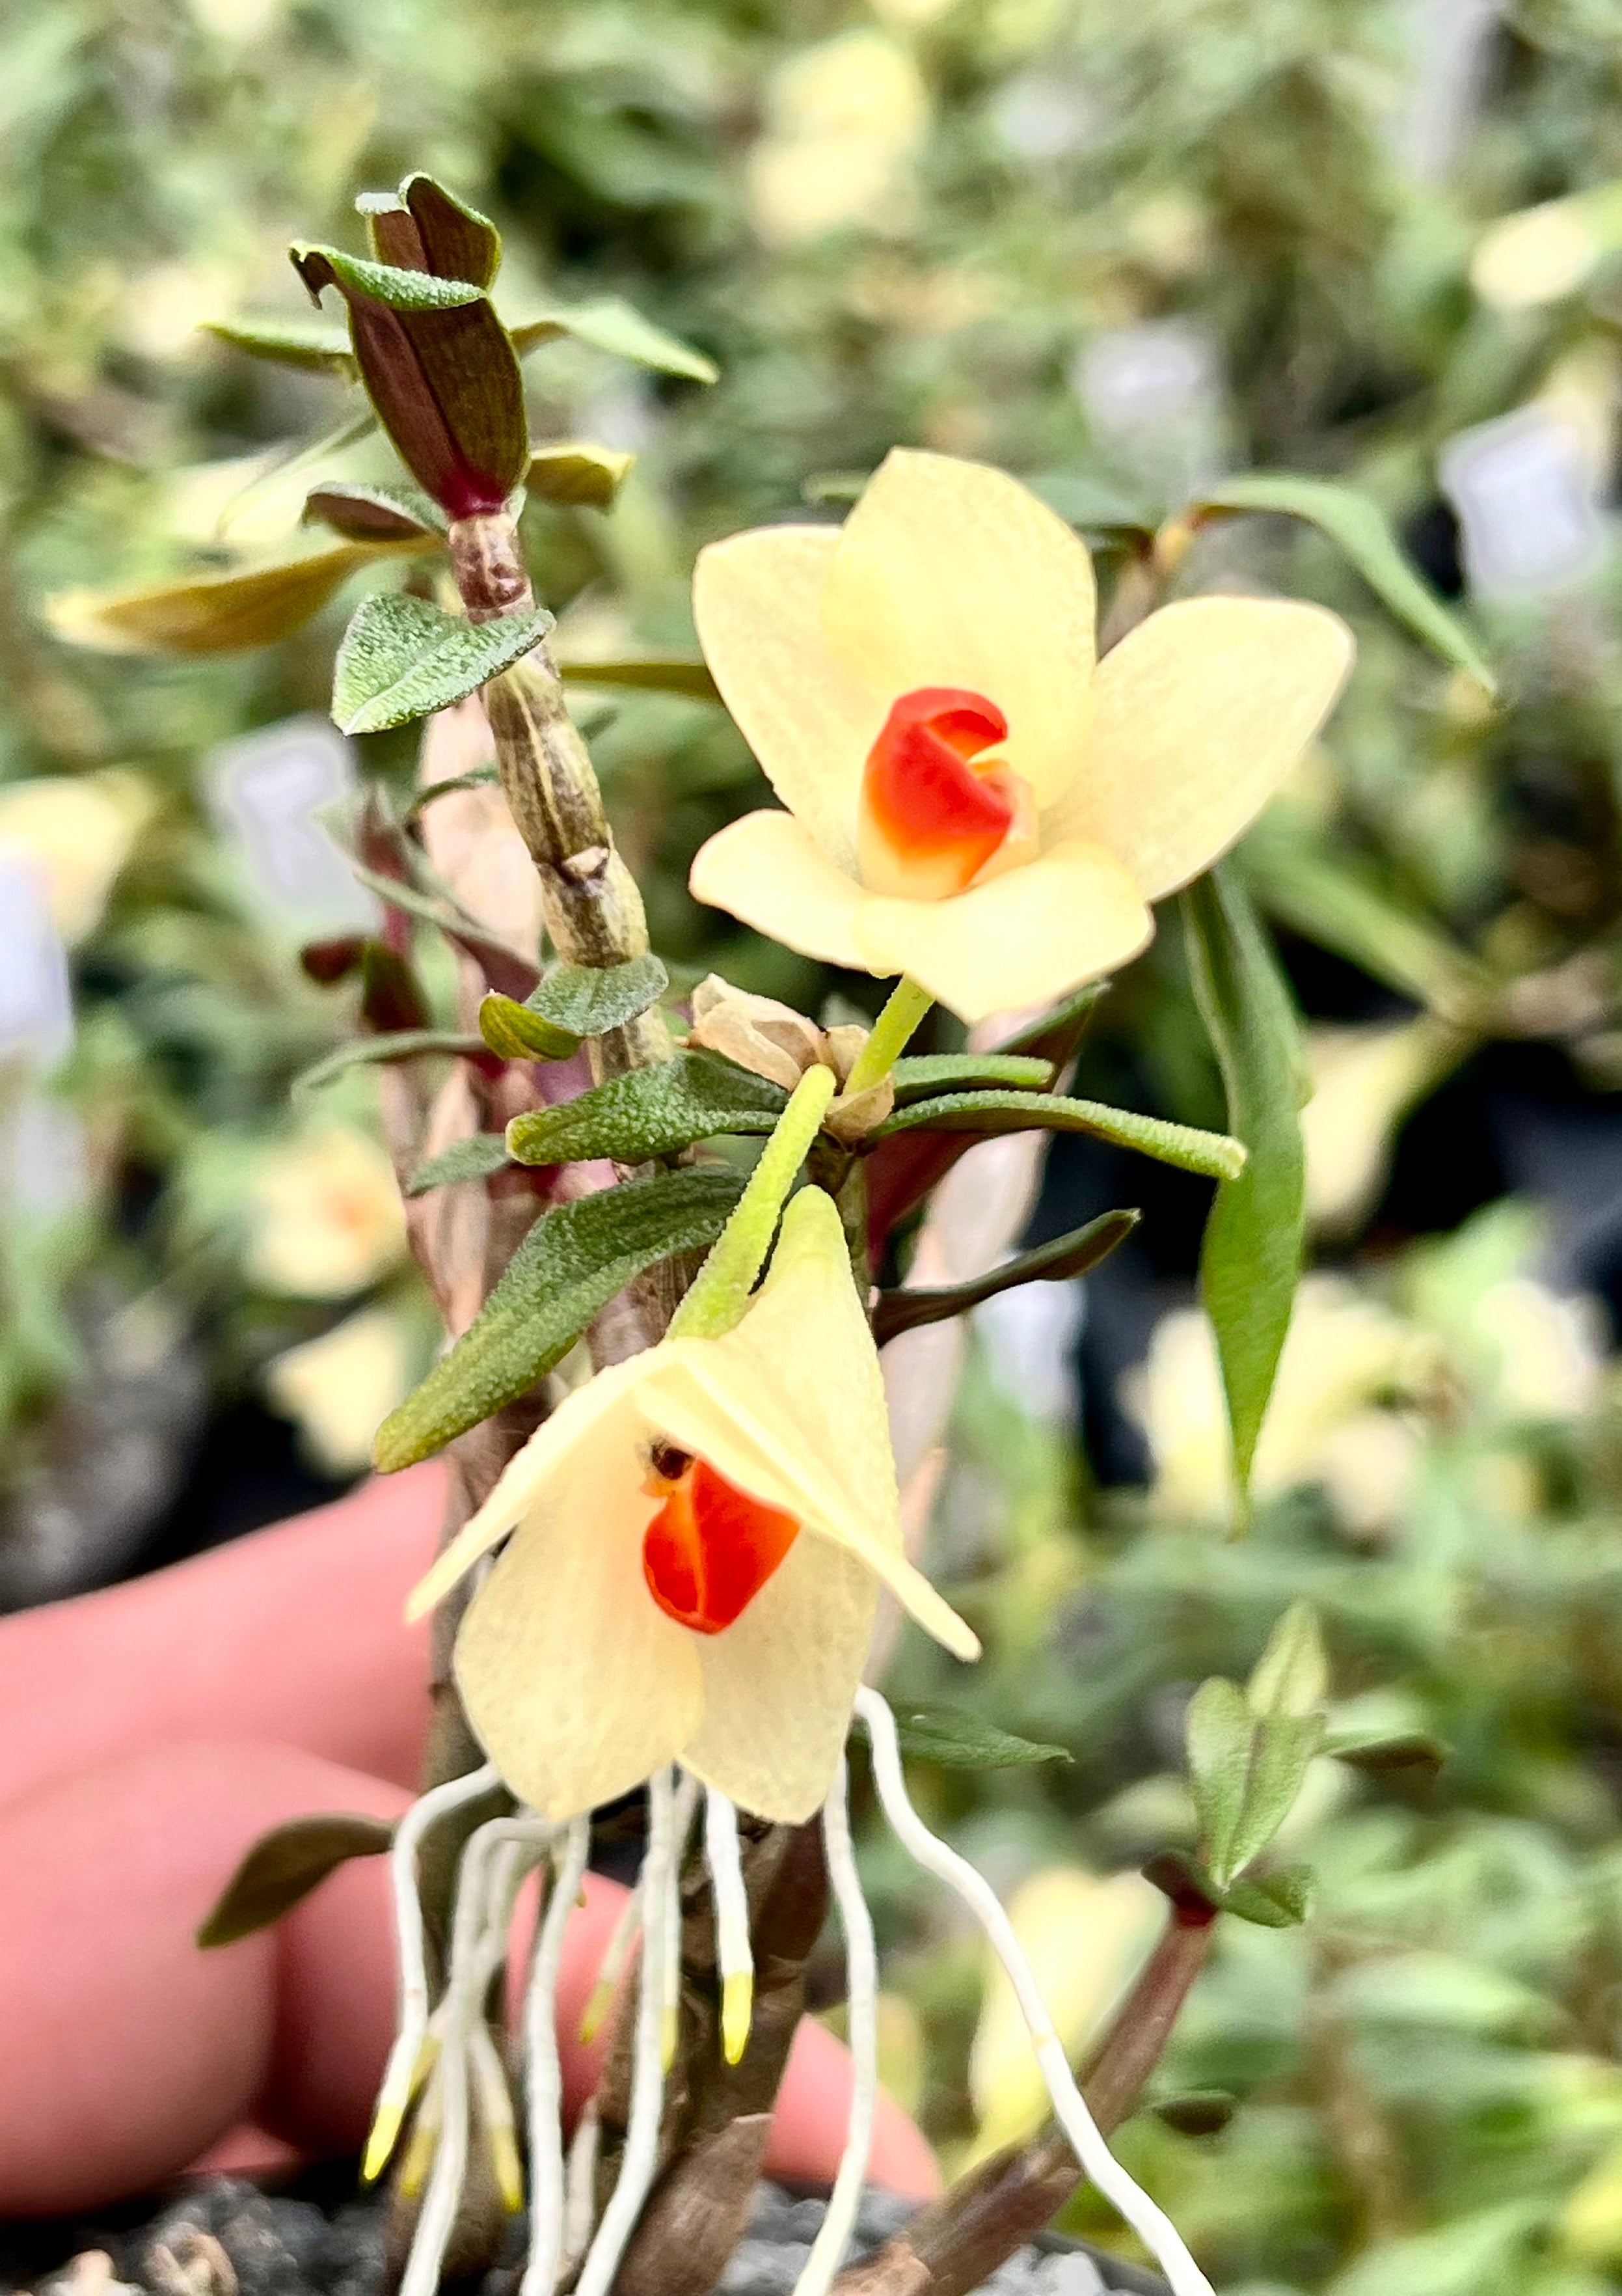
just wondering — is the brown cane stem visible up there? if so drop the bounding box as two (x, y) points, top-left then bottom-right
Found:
(830, 1905), (1217, 2296)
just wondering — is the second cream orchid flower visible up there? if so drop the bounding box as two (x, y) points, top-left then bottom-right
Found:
(689, 449), (1354, 1024)
(407, 1186), (977, 1825)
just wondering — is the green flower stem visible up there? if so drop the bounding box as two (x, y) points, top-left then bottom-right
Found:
(843, 976), (934, 1097)
(668, 1065), (837, 1340)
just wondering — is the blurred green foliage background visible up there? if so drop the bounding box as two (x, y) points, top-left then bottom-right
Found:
(9, 0), (1622, 2288)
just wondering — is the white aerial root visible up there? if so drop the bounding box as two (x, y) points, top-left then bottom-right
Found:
(520, 1815), (591, 2296)
(561, 2101), (601, 2269)
(662, 1772), (701, 2068)
(704, 1788), (754, 2064)
(792, 1758), (877, 2296)
(855, 1689), (1216, 2296)
(397, 1814), (554, 2296)
(579, 1879), (641, 2047)
(573, 1766), (681, 2296)
(365, 1761), (502, 2182)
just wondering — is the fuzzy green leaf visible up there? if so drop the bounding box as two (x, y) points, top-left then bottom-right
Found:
(1327, 1730), (1448, 1778)
(47, 543), (405, 657)
(558, 656), (720, 701)
(292, 1028), (484, 1096)
(1221, 1863), (1316, 1929)
(527, 953), (669, 1039)
(373, 1166), (746, 1469)
(1224, 1714), (1325, 1882)
(889, 1053), (1056, 1104)
(1183, 866), (1306, 1510)
(478, 992), (581, 1061)
(304, 482), (446, 543)
(509, 297), (718, 383)
(871, 1209), (1137, 1346)
(526, 441), (636, 507)
(197, 1812), (394, 1948)
(332, 592), (552, 735)
(293, 244), (486, 312)
(871, 1089), (1245, 1182)
(205, 314), (357, 376)
(884, 1706), (1071, 1770)
(1247, 1601), (1330, 1719)
(506, 1050), (785, 1168)
(405, 1133), (515, 1196)
(1195, 472), (1496, 693)
(1185, 1676), (1255, 1887)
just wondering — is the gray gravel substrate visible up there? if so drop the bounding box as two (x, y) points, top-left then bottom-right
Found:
(8, 2176), (1168, 2296)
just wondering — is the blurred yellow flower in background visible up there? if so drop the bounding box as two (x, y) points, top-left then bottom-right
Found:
(408, 1187), (979, 1824)
(245, 1121), (406, 1299)
(690, 450), (1352, 1024)
(0, 770), (154, 945)
(746, 31), (928, 247)
(264, 1304), (418, 1474)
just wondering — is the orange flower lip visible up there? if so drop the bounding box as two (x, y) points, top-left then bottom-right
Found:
(859, 686), (1022, 897)
(642, 1453), (801, 1634)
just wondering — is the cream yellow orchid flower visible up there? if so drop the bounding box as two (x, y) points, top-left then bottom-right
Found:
(688, 449), (1355, 1024)
(407, 1186), (977, 1824)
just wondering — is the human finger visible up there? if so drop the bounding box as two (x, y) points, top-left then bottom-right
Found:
(0, 1466), (443, 1812)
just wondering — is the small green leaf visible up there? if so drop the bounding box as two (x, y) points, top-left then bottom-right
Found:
(871, 1209), (1137, 1346)
(205, 314), (358, 376)
(1327, 1730), (1447, 1779)
(1185, 1677), (1255, 1887)
(478, 992), (581, 1061)
(373, 1166), (746, 1468)
(871, 1089), (1245, 1182)
(293, 243), (487, 312)
(889, 1053), (1056, 1104)
(1183, 866), (1306, 1512)
(292, 1028), (485, 1096)
(558, 656), (720, 701)
(332, 592), (553, 735)
(999, 981), (1109, 1074)
(1221, 1864), (1315, 1930)
(196, 1812), (394, 1948)
(405, 764), (501, 819)
(883, 1706), (1071, 1770)
(528, 953), (669, 1039)
(406, 1133), (515, 1196)
(304, 482), (446, 543)
(47, 543), (403, 657)
(1223, 1714), (1324, 1881)
(509, 297), (718, 383)
(506, 1050), (785, 1168)
(399, 172), (502, 289)
(1193, 472), (1497, 694)
(526, 441), (636, 507)
(1152, 2092), (1237, 2137)
(1247, 1601), (1330, 1719)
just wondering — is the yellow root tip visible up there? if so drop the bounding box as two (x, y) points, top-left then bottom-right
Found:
(490, 2124), (526, 2215)
(580, 1976), (614, 2047)
(721, 1972), (753, 2066)
(360, 2101), (404, 2185)
(661, 2004), (680, 2071)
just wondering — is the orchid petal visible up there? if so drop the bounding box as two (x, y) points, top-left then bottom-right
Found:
(694, 526), (884, 867)
(821, 450), (1096, 808)
(452, 1403), (702, 1821)
(688, 810), (869, 968)
(683, 1536), (879, 1824)
(854, 841), (1152, 1027)
(1044, 596), (1354, 902)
